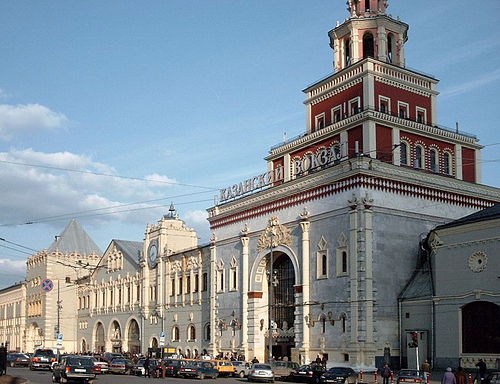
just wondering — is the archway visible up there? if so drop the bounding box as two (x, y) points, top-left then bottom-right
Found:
(127, 319), (141, 354)
(363, 32), (374, 58)
(269, 253), (296, 361)
(110, 320), (122, 353)
(462, 301), (500, 353)
(151, 337), (158, 349)
(94, 322), (105, 353)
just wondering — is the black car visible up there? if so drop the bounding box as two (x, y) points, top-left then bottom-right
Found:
(485, 371), (500, 384)
(30, 349), (58, 370)
(162, 358), (189, 377)
(179, 361), (219, 379)
(396, 369), (425, 384)
(7, 353), (30, 367)
(320, 367), (358, 384)
(52, 355), (97, 384)
(289, 364), (327, 383)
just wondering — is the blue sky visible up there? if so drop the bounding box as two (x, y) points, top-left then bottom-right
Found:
(0, 0), (499, 288)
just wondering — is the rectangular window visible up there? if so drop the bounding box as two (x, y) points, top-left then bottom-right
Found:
(118, 289), (122, 304)
(336, 247), (349, 277)
(194, 274), (199, 292)
(217, 270), (224, 292)
(171, 278), (175, 296)
(136, 284), (140, 302)
(230, 267), (237, 291)
(202, 273), (208, 292)
(315, 113), (325, 131)
(186, 276), (191, 294)
(349, 97), (361, 115)
(178, 277), (183, 295)
(416, 107), (427, 124)
(331, 105), (342, 123)
(317, 250), (328, 279)
(379, 96), (390, 114)
(398, 101), (409, 119)
(127, 286), (131, 303)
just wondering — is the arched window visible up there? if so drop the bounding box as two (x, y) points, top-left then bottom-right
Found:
(400, 142), (408, 165)
(430, 149), (439, 172)
(344, 38), (351, 66)
(188, 325), (196, 341)
(365, 0), (370, 11)
(172, 326), (180, 342)
(415, 145), (424, 168)
(443, 152), (452, 175)
(462, 301), (500, 353)
(320, 315), (327, 333)
(387, 34), (394, 63)
(341, 314), (347, 333)
(363, 32), (375, 59)
(204, 324), (211, 341)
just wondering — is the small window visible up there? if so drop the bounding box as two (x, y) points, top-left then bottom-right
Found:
(202, 273), (208, 292)
(415, 145), (424, 168)
(400, 142), (409, 166)
(186, 276), (191, 294)
(430, 149), (439, 172)
(172, 326), (180, 342)
(217, 270), (224, 292)
(343, 353), (349, 362)
(341, 315), (347, 333)
(416, 107), (427, 124)
(332, 106), (342, 123)
(188, 325), (196, 341)
(315, 114), (325, 131)
(204, 324), (211, 341)
(171, 278), (175, 296)
(230, 267), (237, 291)
(336, 248), (349, 276)
(349, 98), (360, 115)
(321, 316), (327, 333)
(379, 97), (390, 114)
(317, 250), (328, 279)
(443, 152), (452, 175)
(398, 102), (409, 119)
(194, 274), (199, 293)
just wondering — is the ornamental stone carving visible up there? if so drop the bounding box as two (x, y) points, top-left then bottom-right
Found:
(468, 251), (487, 273)
(257, 217), (291, 252)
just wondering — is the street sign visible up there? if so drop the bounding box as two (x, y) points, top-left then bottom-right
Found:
(56, 334), (63, 349)
(159, 331), (165, 346)
(41, 279), (54, 292)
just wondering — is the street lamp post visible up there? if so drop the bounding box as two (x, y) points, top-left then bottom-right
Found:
(266, 221), (278, 364)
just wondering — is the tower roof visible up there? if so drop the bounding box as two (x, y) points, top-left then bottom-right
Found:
(47, 219), (102, 256)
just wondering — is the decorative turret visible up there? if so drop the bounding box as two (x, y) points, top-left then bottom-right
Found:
(330, 0), (408, 71)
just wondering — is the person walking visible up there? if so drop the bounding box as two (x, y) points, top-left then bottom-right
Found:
(381, 363), (392, 384)
(442, 368), (456, 384)
(421, 360), (431, 381)
(455, 367), (467, 384)
(476, 359), (487, 383)
(143, 357), (150, 378)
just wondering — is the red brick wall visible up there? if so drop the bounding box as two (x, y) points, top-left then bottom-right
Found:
(399, 131), (455, 171)
(310, 83), (364, 129)
(290, 136), (340, 159)
(375, 80), (432, 122)
(462, 147), (476, 182)
(376, 124), (393, 163)
(348, 126), (363, 156)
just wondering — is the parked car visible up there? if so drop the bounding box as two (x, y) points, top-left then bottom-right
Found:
(248, 363), (275, 383)
(485, 371), (500, 384)
(179, 361), (219, 379)
(30, 348), (58, 371)
(396, 370), (425, 384)
(130, 358), (159, 376)
(92, 357), (108, 374)
(102, 353), (123, 363)
(212, 360), (236, 377)
(108, 358), (133, 374)
(162, 358), (189, 377)
(289, 364), (327, 383)
(320, 367), (358, 384)
(7, 353), (30, 367)
(271, 361), (300, 379)
(52, 355), (97, 384)
(233, 361), (252, 378)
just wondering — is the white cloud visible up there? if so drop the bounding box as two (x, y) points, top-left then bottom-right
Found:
(440, 69), (500, 99)
(0, 258), (26, 276)
(184, 210), (210, 243)
(0, 103), (68, 140)
(0, 148), (177, 227)
(184, 209), (208, 224)
(0, 89), (9, 100)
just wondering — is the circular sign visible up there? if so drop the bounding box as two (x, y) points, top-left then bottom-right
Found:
(41, 279), (54, 292)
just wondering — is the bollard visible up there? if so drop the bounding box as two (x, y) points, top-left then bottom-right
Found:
(468, 374), (473, 384)
(375, 369), (379, 384)
(427, 373), (431, 384)
(359, 370), (364, 383)
(390, 370), (394, 384)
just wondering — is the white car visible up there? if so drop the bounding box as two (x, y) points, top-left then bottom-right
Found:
(233, 361), (252, 378)
(93, 358), (109, 374)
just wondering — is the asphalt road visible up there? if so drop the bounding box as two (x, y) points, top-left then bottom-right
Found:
(5, 367), (280, 384)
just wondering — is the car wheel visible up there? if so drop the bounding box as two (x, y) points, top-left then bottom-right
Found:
(52, 373), (58, 383)
(10, 362), (15, 368)
(239, 371), (246, 378)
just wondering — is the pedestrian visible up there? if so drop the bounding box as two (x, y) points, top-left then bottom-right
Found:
(475, 359), (487, 383)
(315, 355), (322, 365)
(442, 368), (456, 384)
(421, 360), (431, 380)
(143, 357), (150, 378)
(322, 355), (328, 368)
(455, 367), (467, 384)
(283, 355), (289, 362)
(251, 357), (259, 364)
(381, 363), (391, 384)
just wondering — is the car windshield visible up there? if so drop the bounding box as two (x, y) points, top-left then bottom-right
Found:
(299, 365), (313, 370)
(254, 364), (271, 370)
(67, 358), (94, 367)
(328, 368), (352, 374)
(112, 359), (128, 364)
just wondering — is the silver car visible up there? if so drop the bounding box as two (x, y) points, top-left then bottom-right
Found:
(248, 364), (274, 383)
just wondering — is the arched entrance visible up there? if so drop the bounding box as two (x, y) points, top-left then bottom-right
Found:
(94, 322), (105, 353)
(363, 32), (374, 58)
(462, 301), (500, 353)
(268, 252), (296, 361)
(110, 320), (122, 353)
(127, 319), (140, 354)
(151, 337), (158, 349)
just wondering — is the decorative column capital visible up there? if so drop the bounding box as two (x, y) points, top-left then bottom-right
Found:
(240, 223), (250, 238)
(210, 233), (217, 247)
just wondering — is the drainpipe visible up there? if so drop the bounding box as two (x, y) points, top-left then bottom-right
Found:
(398, 298), (402, 369)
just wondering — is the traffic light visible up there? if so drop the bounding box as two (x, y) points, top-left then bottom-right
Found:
(408, 332), (419, 348)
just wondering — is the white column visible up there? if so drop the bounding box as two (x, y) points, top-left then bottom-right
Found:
(364, 206), (374, 344)
(240, 233), (250, 358)
(475, 149), (482, 183)
(300, 216), (311, 355)
(363, 120), (377, 157)
(392, 127), (401, 166)
(352, 32), (360, 63)
(363, 62), (375, 110)
(377, 26), (387, 62)
(209, 236), (217, 357)
(455, 144), (463, 180)
(348, 201), (359, 345)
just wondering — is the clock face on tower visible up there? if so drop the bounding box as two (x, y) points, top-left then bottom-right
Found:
(148, 240), (159, 269)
